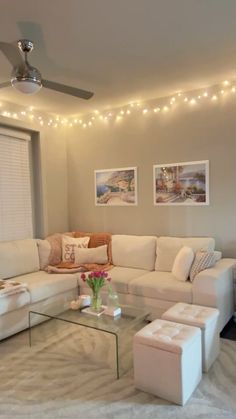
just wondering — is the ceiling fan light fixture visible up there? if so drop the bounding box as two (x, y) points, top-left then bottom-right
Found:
(11, 78), (42, 94)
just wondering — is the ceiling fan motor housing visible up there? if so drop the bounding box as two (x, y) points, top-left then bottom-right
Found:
(11, 64), (42, 94)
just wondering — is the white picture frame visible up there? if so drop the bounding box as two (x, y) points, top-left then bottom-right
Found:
(95, 167), (138, 206)
(153, 160), (209, 206)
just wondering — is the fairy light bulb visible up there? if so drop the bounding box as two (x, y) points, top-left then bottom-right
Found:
(212, 95), (218, 101)
(154, 107), (160, 113)
(143, 109), (148, 114)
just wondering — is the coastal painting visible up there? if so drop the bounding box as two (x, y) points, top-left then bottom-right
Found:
(153, 160), (209, 206)
(95, 167), (137, 206)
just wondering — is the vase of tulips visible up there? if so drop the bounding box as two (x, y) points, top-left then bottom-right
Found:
(81, 271), (111, 312)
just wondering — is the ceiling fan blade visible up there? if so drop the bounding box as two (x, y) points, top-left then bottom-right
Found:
(0, 81), (11, 89)
(42, 79), (94, 100)
(0, 42), (24, 68)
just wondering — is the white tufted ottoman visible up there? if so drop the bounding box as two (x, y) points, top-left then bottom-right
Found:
(162, 303), (220, 372)
(133, 319), (202, 405)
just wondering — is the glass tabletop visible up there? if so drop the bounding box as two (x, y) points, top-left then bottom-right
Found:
(29, 304), (150, 335)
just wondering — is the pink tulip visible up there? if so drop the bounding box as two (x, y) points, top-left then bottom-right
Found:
(81, 273), (86, 281)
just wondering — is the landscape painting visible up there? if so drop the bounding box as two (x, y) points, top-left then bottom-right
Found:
(153, 160), (209, 206)
(95, 167), (137, 206)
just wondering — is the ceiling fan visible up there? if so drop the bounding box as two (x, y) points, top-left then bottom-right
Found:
(0, 39), (94, 99)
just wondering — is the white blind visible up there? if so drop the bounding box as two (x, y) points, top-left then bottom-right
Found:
(0, 132), (33, 241)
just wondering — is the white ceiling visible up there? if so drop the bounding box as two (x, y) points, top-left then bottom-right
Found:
(1, 0), (236, 116)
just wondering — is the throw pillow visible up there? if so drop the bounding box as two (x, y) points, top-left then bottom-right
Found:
(189, 251), (216, 282)
(46, 232), (74, 266)
(74, 245), (108, 265)
(74, 231), (113, 264)
(62, 236), (90, 263)
(172, 246), (195, 281)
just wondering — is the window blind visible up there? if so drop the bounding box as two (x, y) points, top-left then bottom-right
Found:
(0, 130), (33, 241)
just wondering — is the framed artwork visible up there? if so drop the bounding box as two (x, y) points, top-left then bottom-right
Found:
(95, 167), (137, 206)
(153, 160), (209, 206)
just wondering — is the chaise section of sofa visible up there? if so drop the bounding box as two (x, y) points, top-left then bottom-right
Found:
(0, 238), (79, 340)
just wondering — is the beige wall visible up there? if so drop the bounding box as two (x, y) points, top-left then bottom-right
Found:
(0, 116), (69, 237)
(67, 97), (236, 257)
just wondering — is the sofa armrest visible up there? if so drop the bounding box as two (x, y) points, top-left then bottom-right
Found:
(192, 258), (236, 331)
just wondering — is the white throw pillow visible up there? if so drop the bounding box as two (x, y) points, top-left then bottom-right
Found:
(172, 246), (195, 281)
(62, 236), (90, 262)
(74, 245), (108, 264)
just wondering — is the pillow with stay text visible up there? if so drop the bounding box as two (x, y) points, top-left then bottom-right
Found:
(62, 236), (90, 263)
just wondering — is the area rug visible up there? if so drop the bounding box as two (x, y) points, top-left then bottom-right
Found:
(0, 320), (236, 419)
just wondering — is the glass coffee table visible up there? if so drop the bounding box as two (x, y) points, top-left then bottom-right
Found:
(29, 304), (150, 379)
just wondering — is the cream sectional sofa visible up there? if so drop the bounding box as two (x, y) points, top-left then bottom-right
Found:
(0, 235), (235, 340)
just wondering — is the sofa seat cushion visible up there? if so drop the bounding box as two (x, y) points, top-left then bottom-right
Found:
(112, 235), (157, 270)
(0, 290), (30, 315)
(106, 266), (149, 294)
(16, 271), (78, 304)
(128, 271), (193, 303)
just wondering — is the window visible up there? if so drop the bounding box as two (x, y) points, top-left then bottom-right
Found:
(0, 127), (34, 241)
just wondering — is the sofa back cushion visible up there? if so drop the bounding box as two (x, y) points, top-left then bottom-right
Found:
(155, 236), (215, 272)
(112, 234), (157, 270)
(0, 239), (40, 279)
(37, 239), (51, 270)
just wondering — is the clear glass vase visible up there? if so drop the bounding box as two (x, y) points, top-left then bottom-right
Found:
(91, 292), (102, 312)
(107, 290), (119, 311)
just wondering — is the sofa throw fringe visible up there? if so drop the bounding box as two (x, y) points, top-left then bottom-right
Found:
(46, 261), (113, 274)
(0, 280), (28, 297)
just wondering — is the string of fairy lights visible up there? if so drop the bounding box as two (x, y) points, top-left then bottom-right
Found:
(0, 79), (235, 129)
